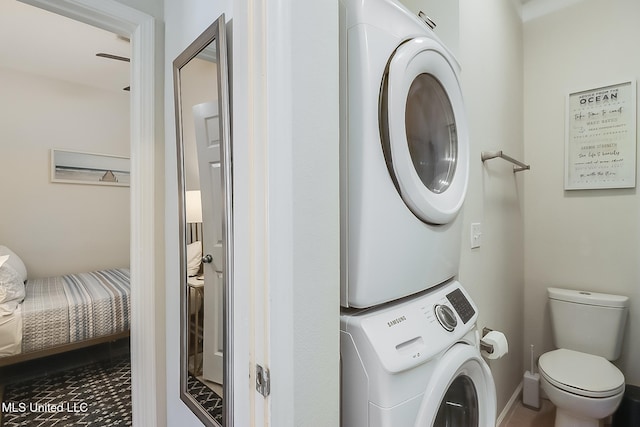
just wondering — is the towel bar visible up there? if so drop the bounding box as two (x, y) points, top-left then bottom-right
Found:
(481, 150), (530, 172)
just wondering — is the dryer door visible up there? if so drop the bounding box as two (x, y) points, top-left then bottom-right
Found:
(381, 37), (469, 225)
(415, 344), (496, 427)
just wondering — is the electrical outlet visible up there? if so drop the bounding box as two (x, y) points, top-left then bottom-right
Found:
(471, 223), (482, 249)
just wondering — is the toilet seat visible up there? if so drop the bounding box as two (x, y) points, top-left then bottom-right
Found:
(539, 349), (625, 398)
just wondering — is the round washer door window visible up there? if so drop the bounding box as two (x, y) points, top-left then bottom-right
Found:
(414, 344), (496, 426)
(433, 375), (478, 426)
(381, 37), (469, 225)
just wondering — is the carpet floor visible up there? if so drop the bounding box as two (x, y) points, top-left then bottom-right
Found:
(0, 347), (223, 427)
(1, 352), (223, 426)
(1, 356), (131, 427)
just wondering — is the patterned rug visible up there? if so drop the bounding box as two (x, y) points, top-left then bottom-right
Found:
(2, 356), (131, 427)
(187, 374), (223, 424)
(2, 356), (224, 427)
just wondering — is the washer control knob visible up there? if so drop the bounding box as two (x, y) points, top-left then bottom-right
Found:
(434, 304), (457, 332)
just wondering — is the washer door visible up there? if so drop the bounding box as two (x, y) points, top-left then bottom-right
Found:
(380, 37), (469, 225)
(415, 344), (496, 426)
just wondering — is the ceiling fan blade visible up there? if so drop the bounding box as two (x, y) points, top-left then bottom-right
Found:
(96, 53), (130, 62)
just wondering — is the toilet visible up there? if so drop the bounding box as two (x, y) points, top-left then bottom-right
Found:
(539, 287), (629, 427)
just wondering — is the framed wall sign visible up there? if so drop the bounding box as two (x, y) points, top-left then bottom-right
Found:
(565, 80), (637, 190)
(51, 149), (130, 187)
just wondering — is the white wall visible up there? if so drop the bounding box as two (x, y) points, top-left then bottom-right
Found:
(459, 0), (525, 414)
(0, 67), (130, 278)
(523, 0), (640, 386)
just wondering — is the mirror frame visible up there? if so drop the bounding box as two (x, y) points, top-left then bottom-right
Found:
(173, 14), (233, 427)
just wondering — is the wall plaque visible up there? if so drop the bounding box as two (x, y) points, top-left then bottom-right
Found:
(565, 80), (636, 190)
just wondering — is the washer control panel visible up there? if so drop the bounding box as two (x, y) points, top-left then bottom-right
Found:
(346, 281), (479, 373)
(446, 288), (475, 324)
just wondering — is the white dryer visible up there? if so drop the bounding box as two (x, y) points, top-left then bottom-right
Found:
(340, 0), (470, 308)
(340, 281), (496, 426)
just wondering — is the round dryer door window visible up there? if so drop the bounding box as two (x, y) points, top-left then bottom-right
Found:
(381, 37), (469, 225)
(406, 74), (457, 195)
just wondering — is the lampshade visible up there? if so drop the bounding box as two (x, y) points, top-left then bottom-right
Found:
(185, 190), (203, 223)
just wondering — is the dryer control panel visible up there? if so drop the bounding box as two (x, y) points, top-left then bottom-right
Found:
(343, 280), (479, 374)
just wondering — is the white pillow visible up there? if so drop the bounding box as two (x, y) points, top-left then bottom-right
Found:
(0, 245), (27, 283)
(186, 241), (202, 277)
(0, 255), (26, 315)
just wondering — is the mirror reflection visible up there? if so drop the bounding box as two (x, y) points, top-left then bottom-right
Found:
(175, 15), (232, 427)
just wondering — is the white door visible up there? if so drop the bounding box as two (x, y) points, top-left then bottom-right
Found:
(381, 37), (469, 225)
(194, 101), (224, 385)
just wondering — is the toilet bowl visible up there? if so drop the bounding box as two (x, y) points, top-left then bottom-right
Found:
(541, 288), (629, 427)
(539, 349), (625, 427)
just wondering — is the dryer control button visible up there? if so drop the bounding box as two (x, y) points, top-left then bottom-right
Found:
(434, 304), (457, 332)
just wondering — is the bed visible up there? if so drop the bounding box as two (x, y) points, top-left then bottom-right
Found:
(0, 246), (130, 366)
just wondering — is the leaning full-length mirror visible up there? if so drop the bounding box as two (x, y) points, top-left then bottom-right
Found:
(174, 15), (233, 427)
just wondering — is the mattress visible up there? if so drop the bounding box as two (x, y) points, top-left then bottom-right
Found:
(20, 268), (130, 353)
(0, 305), (22, 357)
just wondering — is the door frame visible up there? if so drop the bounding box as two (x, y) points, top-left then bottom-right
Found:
(18, 0), (161, 425)
(233, 0), (341, 424)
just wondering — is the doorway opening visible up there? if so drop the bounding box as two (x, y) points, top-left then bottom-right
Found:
(0, 0), (159, 425)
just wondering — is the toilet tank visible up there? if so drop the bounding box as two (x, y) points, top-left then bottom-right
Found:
(548, 287), (629, 360)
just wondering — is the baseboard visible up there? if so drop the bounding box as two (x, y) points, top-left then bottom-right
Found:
(496, 381), (523, 427)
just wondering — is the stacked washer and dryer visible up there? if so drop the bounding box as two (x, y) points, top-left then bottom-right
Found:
(339, 0), (498, 425)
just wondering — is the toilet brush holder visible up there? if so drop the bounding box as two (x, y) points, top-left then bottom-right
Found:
(523, 344), (540, 410)
(523, 370), (540, 410)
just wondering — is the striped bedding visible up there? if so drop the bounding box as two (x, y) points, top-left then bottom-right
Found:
(20, 268), (130, 353)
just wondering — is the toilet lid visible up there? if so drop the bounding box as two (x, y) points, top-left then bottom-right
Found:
(539, 349), (625, 398)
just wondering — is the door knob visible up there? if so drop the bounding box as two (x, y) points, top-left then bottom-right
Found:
(202, 254), (213, 264)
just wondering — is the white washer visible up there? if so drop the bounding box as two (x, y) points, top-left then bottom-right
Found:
(341, 281), (496, 426)
(340, 0), (470, 308)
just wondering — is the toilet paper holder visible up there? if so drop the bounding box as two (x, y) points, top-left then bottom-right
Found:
(481, 327), (495, 355)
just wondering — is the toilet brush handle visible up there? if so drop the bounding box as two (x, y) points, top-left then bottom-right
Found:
(530, 344), (535, 374)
